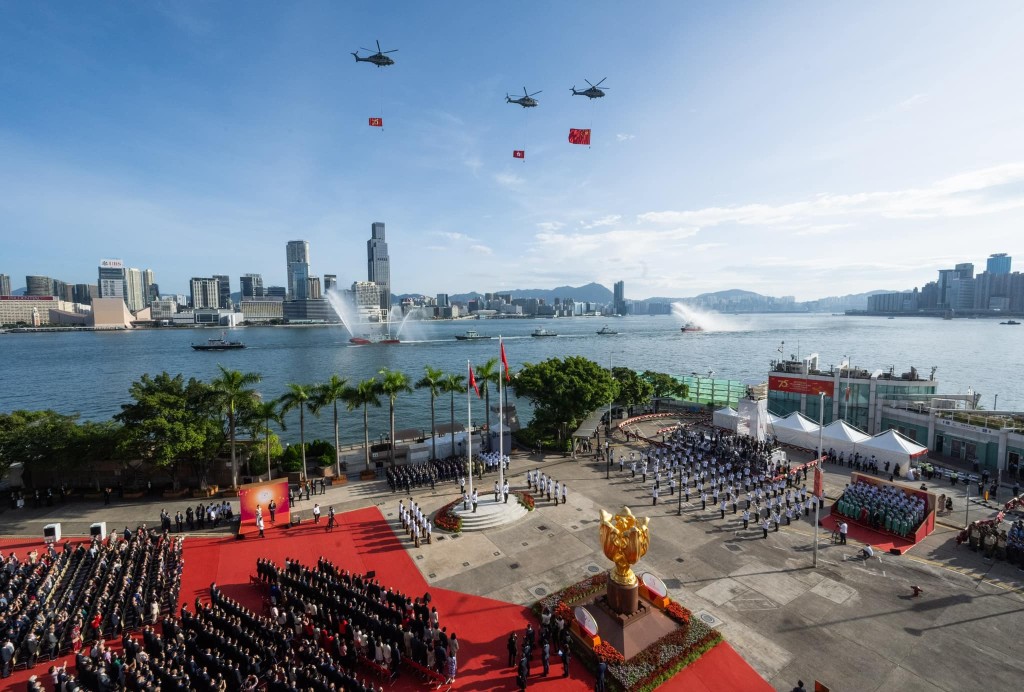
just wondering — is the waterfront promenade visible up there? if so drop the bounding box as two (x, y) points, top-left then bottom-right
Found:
(0, 420), (1021, 691)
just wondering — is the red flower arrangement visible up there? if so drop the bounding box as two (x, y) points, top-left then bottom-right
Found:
(433, 500), (462, 533)
(516, 491), (536, 511)
(664, 600), (691, 625)
(593, 641), (625, 665)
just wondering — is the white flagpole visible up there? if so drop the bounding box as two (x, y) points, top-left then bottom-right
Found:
(499, 336), (505, 495)
(467, 360), (474, 500)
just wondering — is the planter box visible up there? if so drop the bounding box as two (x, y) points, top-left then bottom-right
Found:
(359, 470), (377, 481)
(330, 476), (348, 486)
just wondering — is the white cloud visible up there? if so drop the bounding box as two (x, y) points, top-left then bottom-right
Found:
(897, 93), (927, 111)
(536, 221), (565, 232)
(432, 231), (475, 242)
(790, 223), (855, 236)
(580, 214), (621, 229)
(494, 172), (525, 188)
(616, 133), (635, 142)
(470, 244), (494, 255)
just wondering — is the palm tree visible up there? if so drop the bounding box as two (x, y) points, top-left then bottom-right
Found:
(441, 372), (466, 457)
(249, 397), (285, 480)
(311, 374), (349, 478)
(210, 365), (262, 488)
(415, 366), (445, 461)
(475, 358), (500, 450)
(344, 378), (382, 472)
(377, 368), (412, 467)
(278, 383), (313, 482)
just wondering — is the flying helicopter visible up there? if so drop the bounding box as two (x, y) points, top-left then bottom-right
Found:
(352, 40), (397, 67)
(506, 87), (542, 108)
(571, 78), (610, 99)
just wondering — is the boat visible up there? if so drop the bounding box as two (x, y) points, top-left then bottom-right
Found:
(531, 328), (557, 337)
(680, 323), (704, 333)
(1000, 320), (1021, 326)
(596, 325), (618, 335)
(192, 333), (245, 351)
(454, 330), (492, 341)
(349, 336), (401, 345)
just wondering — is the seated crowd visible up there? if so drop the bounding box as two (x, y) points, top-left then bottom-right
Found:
(0, 527), (184, 681)
(834, 481), (926, 536)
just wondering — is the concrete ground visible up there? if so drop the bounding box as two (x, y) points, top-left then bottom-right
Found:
(2, 424), (1022, 692)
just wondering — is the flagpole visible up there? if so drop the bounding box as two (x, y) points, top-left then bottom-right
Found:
(467, 360), (473, 501)
(498, 336), (505, 495)
(813, 391), (824, 568)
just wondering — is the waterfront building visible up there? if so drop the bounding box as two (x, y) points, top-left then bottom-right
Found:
(366, 222), (391, 318)
(241, 298), (283, 323)
(240, 273), (264, 299)
(142, 269), (156, 306)
(0, 274), (10, 296)
(150, 299), (178, 320)
(25, 275), (53, 297)
(266, 285), (286, 299)
(282, 298), (336, 323)
(867, 290), (919, 313)
(286, 240), (310, 301)
(73, 284), (98, 305)
(307, 276), (322, 300)
(614, 280), (626, 315)
(767, 354), (937, 433)
(436, 293), (450, 308)
(97, 259), (126, 301)
(987, 253), (1011, 275)
(189, 277), (220, 310)
(351, 280), (382, 322)
(52, 279), (73, 302)
(213, 274), (232, 309)
(324, 274), (337, 293)
(124, 268), (147, 312)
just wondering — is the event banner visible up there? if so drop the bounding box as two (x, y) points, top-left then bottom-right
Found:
(238, 479), (290, 525)
(768, 376), (833, 396)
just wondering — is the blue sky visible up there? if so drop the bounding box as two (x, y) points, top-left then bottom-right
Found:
(2, 2), (1024, 300)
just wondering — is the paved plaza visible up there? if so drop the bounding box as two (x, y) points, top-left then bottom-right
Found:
(2, 419), (1022, 691)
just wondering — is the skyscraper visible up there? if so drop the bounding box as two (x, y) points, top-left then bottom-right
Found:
(613, 280), (626, 315)
(213, 274), (232, 308)
(286, 240), (310, 301)
(323, 274), (337, 293)
(987, 253), (1012, 275)
(124, 268), (147, 312)
(142, 269), (156, 306)
(98, 259), (126, 301)
(26, 275), (53, 297)
(0, 274), (10, 296)
(240, 273), (264, 299)
(367, 222), (391, 316)
(190, 277), (220, 309)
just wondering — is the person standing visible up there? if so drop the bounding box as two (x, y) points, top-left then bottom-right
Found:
(507, 633), (518, 668)
(761, 517), (770, 539)
(503, 481), (510, 504)
(742, 509), (750, 530)
(517, 652), (529, 690)
(652, 485), (659, 506)
(560, 641), (571, 677)
(444, 651), (457, 685)
(471, 489), (479, 513)
(326, 506), (336, 532)
(541, 638), (550, 676)
(839, 521), (848, 545)
(268, 499), (277, 524)
(596, 659), (607, 692)
(312, 503), (321, 524)
(256, 514), (265, 538)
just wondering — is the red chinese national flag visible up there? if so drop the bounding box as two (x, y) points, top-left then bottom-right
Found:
(500, 340), (510, 382)
(813, 468), (824, 499)
(513, 150), (525, 159)
(568, 128), (591, 145)
(368, 117), (383, 127)
(469, 363), (481, 398)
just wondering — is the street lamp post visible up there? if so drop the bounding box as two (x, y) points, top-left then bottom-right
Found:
(813, 392), (824, 568)
(677, 476), (683, 515)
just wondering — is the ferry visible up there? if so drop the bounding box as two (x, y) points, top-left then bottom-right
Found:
(192, 333), (246, 351)
(680, 323), (704, 333)
(454, 330), (492, 341)
(596, 325), (618, 335)
(1000, 320), (1021, 326)
(531, 328), (558, 337)
(349, 336), (401, 345)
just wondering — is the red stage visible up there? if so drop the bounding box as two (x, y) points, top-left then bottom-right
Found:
(2, 507), (771, 691)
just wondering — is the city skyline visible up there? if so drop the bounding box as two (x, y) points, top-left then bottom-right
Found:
(2, 4), (1024, 300)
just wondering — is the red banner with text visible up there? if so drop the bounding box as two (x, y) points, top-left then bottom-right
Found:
(768, 376), (832, 396)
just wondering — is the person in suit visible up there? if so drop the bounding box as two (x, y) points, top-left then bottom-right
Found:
(517, 653), (529, 690)
(507, 633), (518, 668)
(596, 659), (608, 692)
(560, 641), (571, 677)
(541, 637), (550, 676)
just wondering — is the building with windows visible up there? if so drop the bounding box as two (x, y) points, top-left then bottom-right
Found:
(307, 276), (322, 300)
(150, 299), (178, 321)
(367, 222), (391, 318)
(25, 275), (53, 297)
(124, 268), (148, 312)
(286, 240), (310, 301)
(190, 277), (221, 310)
(98, 259), (126, 301)
(240, 298), (284, 323)
(213, 274), (232, 309)
(240, 273), (264, 299)
(351, 280), (382, 322)
(324, 274), (337, 293)
(987, 253), (1011, 275)
(0, 274), (10, 296)
(613, 280), (626, 315)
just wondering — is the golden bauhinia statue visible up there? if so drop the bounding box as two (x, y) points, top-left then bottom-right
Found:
(599, 506), (650, 586)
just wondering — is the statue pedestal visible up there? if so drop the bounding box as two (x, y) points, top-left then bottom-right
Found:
(607, 579), (640, 616)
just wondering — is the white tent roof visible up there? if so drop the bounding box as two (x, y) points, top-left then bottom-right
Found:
(715, 407), (739, 418)
(820, 420), (871, 444)
(767, 412), (783, 425)
(773, 412), (821, 433)
(860, 429), (928, 457)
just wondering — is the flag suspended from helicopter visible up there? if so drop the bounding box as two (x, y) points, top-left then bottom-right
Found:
(368, 117), (383, 127)
(513, 150), (525, 159)
(568, 128), (591, 145)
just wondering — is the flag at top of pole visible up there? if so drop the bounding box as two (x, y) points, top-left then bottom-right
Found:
(500, 339), (511, 382)
(469, 362), (481, 398)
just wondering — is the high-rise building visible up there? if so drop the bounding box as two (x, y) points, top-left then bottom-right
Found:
(436, 293), (450, 307)
(97, 259), (126, 301)
(240, 273), (264, 299)
(142, 269), (156, 307)
(266, 286), (287, 299)
(351, 281), (382, 321)
(0, 274), (10, 296)
(124, 268), (147, 312)
(190, 277), (220, 309)
(613, 280), (626, 315)
(954, 263), (974, 280)
(367, 222), (391, 316)
(286, 240), (310, 301)
(987, 253), (1012, 275)
(307, 276), (322, 300)
(26, 275), (53, 297)
(213, 274), (232, 308)
(323, 274), (337, 293)
(51, 279), (73, 301)
(73, 284), (97, 305)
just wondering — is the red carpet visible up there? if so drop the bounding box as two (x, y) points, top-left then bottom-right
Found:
(2, 508), (771, 691)
(820, 514), (916, 554)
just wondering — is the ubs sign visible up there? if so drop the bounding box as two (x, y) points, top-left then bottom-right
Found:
(99, 259), (124, 269)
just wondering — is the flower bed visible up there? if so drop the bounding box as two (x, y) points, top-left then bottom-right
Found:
(534, 573), (722, 692)
(433, 499), (462, 533)
(516, 491), (536, 511)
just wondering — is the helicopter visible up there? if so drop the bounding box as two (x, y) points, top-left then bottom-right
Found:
(571, 78), (610, 99)
(506, 87), (541, 108)
(352, 40), (397, 67)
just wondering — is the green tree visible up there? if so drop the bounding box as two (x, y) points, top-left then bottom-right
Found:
(475, 358), (500, 445)
(344, 377), (382, 471)
(514, 356), (618, 440)
(641, 371), (690, 412)
(441, 372), (466, 458)
(377, 368), (412, 467)
(0, 410), (81, 487)
(612, 367), (654, 414)
(415, 366), (445, 460)
(243, 398), (286, 480)
(115, 372), (224, 490)
(210, 365), (262, 488)
(278, 383), (313, 482)
(311, 374), (349, 477)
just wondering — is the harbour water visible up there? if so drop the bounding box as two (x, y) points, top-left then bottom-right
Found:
(1, 314), (1021, 446)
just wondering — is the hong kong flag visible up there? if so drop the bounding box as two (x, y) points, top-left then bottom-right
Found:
(513, 150), (525, 159)
(368, 117), (383, 127)
(568, 128), (591, 145)
(469, 363), (481, 398)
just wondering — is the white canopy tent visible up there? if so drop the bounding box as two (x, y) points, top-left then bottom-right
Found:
(820, 420), (871, 456)
(858, 429), (929, 476)
(712, 407), (739, 432)
(771, 412), (822, 450)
